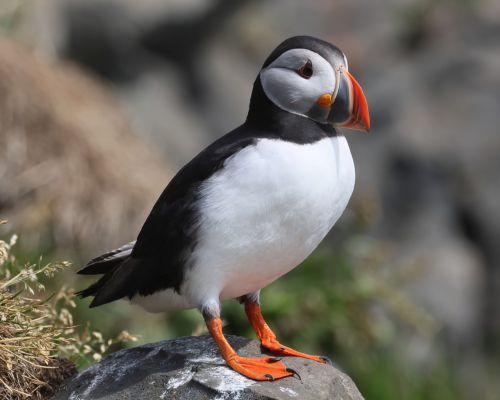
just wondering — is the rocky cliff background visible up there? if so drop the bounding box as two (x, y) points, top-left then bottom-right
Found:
(0, 0), (499, 399)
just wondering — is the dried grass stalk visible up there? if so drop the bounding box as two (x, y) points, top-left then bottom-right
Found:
(0, 231), (136, 399)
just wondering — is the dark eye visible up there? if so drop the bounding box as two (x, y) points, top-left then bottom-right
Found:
(297, 60), (313, 79)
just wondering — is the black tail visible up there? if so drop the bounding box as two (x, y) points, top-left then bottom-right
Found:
(77, 241), (136, 307)
(76, 278), (110, 300)
(78, 241), (135, 275)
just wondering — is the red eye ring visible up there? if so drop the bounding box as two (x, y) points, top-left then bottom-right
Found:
(297, 60), (313, 79)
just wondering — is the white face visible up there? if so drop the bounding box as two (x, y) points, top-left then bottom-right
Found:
(260, 48), (339, 122)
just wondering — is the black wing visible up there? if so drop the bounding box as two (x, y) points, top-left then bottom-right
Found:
(78, 126), (256, 307)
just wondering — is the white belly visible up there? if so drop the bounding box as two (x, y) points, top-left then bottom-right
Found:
(181, 136), (355, 306)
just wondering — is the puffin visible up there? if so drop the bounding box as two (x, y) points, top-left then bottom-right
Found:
(78, 35), (370, 381)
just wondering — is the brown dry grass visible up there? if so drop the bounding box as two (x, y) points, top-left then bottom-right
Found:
(0, 223), (137, 399)
(0, 37), (171, 253)
(0, 308), (76, 399)
(0, 231), (75, 399)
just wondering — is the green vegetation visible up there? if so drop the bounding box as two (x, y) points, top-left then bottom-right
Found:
(0, 0), (24, 34)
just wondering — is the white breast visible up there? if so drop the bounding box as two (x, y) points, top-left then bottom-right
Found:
(182, 136), (355, 306)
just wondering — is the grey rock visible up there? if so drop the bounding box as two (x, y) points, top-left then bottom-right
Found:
(53, 335), (363, 400)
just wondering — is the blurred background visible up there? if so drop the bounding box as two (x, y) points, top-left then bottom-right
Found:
(1, 0), (499, 398)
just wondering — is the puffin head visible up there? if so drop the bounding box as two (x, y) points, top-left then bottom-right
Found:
(253, 35), (370, 132)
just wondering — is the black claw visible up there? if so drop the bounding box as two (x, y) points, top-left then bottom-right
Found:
(320, 356), (333, 365)
(264, 373), (274, 380)
(286, 367), (302, 381)
(268, 357), (282, 363)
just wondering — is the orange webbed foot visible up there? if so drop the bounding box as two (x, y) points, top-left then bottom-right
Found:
(244, 299), (332, 365)
(261, 338), (330, 364)
(226, 355), (296, 381)
(205, 316), (298, 381)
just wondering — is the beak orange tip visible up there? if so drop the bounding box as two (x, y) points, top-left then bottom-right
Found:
(343, 70), (371, 132)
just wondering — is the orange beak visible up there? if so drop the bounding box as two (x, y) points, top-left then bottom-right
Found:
(328, 69), (370, 133)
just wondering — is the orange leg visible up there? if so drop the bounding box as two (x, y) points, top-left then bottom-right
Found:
(205, 317), (295, 381)
(244, 300), (329, 364)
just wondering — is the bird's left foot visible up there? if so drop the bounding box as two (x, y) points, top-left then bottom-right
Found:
(244, 299), (331, 364)
(260, 338), (331, 364)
